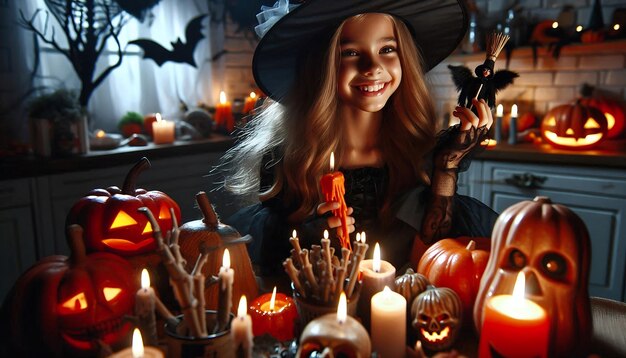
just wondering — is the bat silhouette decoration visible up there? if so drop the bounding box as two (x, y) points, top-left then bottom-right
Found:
(129, 14), (207, 67)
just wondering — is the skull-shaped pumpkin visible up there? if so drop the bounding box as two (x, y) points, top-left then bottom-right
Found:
(541, 101), (608, 149)
(296, 313), (371, 358)
(67, 157), (181, 256)
(1, 225), (137, 357)
(411, 286), (462, 351)
(473, 196), (592, 357)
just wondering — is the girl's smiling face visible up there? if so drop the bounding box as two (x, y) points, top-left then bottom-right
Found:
(337, 13), (402, 113)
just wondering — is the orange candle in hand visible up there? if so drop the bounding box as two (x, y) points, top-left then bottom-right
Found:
(249, 287), (298, 341)
(478, 272), (550, 358)
(320, 152), (350, 250)
(215, 91), (234, 133)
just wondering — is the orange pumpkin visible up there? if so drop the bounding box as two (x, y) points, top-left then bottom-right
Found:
(540, 101), (608, 149)
(417, 237), (490, 325)
(1, 225), (136, 357)
(580, 29), (605, 43)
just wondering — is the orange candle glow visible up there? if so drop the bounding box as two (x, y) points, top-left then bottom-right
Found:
(478, 272), (550, 358)
(215, 91), (234, 133)
(242, 92), (257, 114)
(319, 152), (350, 250)
(249, 286), (298, 341)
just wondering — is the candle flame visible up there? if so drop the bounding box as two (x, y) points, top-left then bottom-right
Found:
(292, 229), (297, 239)
(496, 104), (503, 117)
(512, 271), (526, 301)
(576, 25), (584, 32)
(614, 24), (621, 31)
(511, 104), (518, 118)
(155, 113), (162, 122)
(361, 231), (366, 244)
(96, 130), (106, 138)
(237, 295), (247, 318)
(250, 91), (257, 99)
(330, 152), (335, 172)
(552, 21), (558, 29)
(337, 291), (347, 324)
(219, 91), (227, 104)
(270, 286), (277, 311)
(223, 248), (231, 269)
(323, 230), (329, 240)
(131, 328), (144, 358)
(356, 232), (361, 243)
(373, 242), (381, 272)
(141, 268), (150, 289)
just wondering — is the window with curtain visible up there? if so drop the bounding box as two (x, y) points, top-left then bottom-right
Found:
(12, 0), (224, 134)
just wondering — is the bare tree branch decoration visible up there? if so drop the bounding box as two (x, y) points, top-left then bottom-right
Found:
(18, 0), (129, 107)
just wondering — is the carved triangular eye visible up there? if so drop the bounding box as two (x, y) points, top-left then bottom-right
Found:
(546, 117), (556, 126)
(142, 221), (153, 234)
(103, 287), (122, 301)
(158, 205), (171, 220)
(111, 210), (137, 229)
(60, 292), (88, 313)
(584, 118), (600, 129)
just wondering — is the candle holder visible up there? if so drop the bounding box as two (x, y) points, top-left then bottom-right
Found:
(292, 281), (361, 332)
(164, 310), (235, 358)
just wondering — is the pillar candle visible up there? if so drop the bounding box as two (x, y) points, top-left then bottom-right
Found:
(478, 272), (550, 358)
(371, 286), (406, 358)
(231, 295), (253, 358)
(357, 242), (396, 331)
(215, 91), (234, 133)
(494, 104), (503, 144)
(135, 269), (157, 346)
(108, 328), (164, 358)
(319, 152), (350, 249)
(152, 113), (175, 144)
(242, 92), (257, 114)
(217, 248), (234, 331)
(508, 104), (518, 145)
(249, 286), (298, 341)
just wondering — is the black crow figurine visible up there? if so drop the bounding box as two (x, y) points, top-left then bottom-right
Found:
(448, 32), (519, 110)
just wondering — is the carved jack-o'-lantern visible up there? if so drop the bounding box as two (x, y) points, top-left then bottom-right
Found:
(541, 101), (608, 149)
(67, 157), (181, 256)
(474, 196), (592, 357)
(1, 225), (137, 357)
(579, 93), (626, 139)
(411, 286), (462, 351)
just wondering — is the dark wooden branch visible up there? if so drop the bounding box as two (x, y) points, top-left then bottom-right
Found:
(18, 9), (69, 57)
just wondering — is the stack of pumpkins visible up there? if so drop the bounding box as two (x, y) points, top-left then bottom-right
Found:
(0, 157), (258, 357)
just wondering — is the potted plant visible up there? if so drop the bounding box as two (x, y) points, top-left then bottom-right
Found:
(28, 89), (89, 157)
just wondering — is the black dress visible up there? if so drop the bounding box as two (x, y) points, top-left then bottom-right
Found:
(224, 165), (498, 275)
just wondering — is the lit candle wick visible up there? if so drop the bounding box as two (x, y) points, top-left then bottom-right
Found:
(223, 248), (231, 271)
(237, 295), (247, 320)
(330, 152), (335, 172)
(512, 271), (526, 303)
(141, 268), (150, 292)
(496, 104), (503, 117)
(373, 242), (381, 273)
(155, 113), (162, 122)
(337, 291), (347, 324)
(269, 287), (277, 312)
(131, 328), (144, 358)
(219, 91), (227, 105)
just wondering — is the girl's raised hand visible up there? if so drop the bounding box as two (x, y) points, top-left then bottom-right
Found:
(316, 202), (356, 237)
(453, 98), (494, 130)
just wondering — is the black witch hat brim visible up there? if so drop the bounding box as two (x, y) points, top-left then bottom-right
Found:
(252, 0), (468, 102)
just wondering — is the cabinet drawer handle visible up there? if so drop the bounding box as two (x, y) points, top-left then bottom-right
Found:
(504, 173), (547, 189)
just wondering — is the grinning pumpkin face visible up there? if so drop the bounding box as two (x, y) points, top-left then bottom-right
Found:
(579, 96), (626, 139)
(541, 102), (608, 149)
(411, 286), (462, 351)
(2, 225), (137, 357)
(474, 196), (592, 357)
(67, 158), (181, 256)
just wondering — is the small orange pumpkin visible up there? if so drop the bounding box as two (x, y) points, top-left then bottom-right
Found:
(541, 101), (608, 149)
(417, 237), (490, 325)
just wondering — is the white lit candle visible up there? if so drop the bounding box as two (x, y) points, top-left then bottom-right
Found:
(231, 295), (253, 358)
(357, 242), (396, 330)
(478, 272), (550, 357)
(108, 328), (164, 358)
(508, 104), (518, 145)
(217, 249), (234, 331)
(135, 269), (157, 346)
(371, 286), (406, 358)
(152, 113), (175, 144)
(495, 104), (504, 144)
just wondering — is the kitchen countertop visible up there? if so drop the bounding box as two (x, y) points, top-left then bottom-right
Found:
(1, 136), (625, 181)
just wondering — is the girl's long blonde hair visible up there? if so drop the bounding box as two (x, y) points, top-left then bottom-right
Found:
(222, 14), (436, 222)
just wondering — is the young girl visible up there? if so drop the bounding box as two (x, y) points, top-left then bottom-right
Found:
(221, 0), (497, 274)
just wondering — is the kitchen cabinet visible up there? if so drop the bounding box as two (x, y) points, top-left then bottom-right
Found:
(460, 158), (626, 301)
